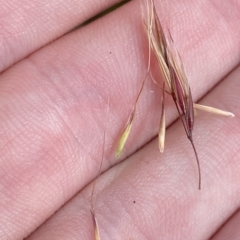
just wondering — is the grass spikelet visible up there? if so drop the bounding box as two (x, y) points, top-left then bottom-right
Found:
(116, 73), (148, 158)
(116, 0), (234, 189)
(194, 103), (235, 117)
(116, 117), (133, 159)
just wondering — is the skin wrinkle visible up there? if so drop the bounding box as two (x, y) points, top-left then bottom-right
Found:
(131, 203), (152, 238)
(47, 102), (96, 173)
(109, 152), (182, 236)
(0, 109), (42, 152)
(1, 167), (52, 237)
(210, 0), (240, 26)
(1, 86), (64, 147)
(117, 169), (188, 238)
(26, 56), (109, 170)
(118, 183), (150, 238)
(2, 139), (57, 196)
(28, 34), (112, 116)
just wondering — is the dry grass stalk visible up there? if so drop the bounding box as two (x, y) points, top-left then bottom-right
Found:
(90, 100), (109, 240)
(116, 0), (234, 189)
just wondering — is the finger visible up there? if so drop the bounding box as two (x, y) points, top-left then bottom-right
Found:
(0, 0), (239, 239)
(0, 0), (122, 72)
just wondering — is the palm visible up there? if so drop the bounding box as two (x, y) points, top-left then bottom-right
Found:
(0, 0), (240, 239)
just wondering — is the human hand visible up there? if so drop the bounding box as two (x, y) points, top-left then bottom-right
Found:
(0, 0), (240, 239)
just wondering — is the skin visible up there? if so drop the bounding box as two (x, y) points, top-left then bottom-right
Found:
(0, 0), (240, 239)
